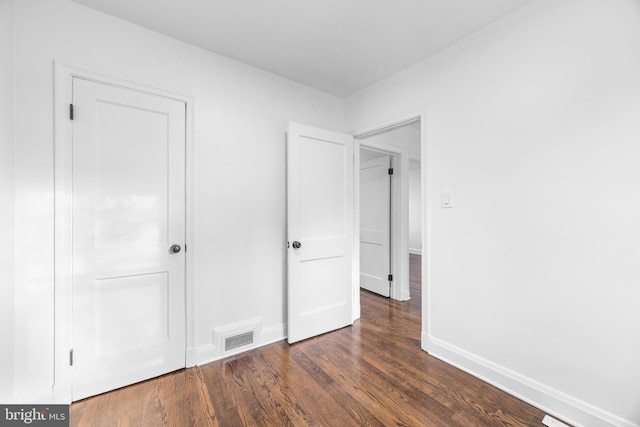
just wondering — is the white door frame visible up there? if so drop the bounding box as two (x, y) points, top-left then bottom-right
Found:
(52, 63), (197, 403)
(352, 109), (427, 323)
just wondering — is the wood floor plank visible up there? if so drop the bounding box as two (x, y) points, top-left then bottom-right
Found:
(304, 334), (457, 427)
(183, 368), (218, 427)
(198, 358), (246, 426)
(70, 254), (550, 426)
(288, 343), (389, 426)
(260, 341), (359, 426)
(225, 352), (315, 426)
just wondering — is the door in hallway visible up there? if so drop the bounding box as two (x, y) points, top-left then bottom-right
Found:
(360, 154), (391, 297)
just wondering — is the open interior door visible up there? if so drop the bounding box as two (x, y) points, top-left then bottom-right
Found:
(287, 122), (354, 344)
(360, 155), (392, 297)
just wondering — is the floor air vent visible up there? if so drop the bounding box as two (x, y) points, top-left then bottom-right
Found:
(225, 331), (254, 351)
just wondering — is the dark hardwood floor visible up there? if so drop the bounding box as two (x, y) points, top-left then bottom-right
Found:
(71, 254), (547, 426)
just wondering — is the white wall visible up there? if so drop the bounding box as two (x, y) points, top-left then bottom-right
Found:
(0, 0), (15, 402)
(346, 1), (640, 426)
(11, 0), (344, 400)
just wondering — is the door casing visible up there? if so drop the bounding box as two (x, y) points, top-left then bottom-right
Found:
(353, 110), (426, 324)
(53, 63), (196, 403)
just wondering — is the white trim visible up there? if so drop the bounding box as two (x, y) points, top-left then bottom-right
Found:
(13, 387), (57, 405)
(425, 337), (637, 427)
(408, 248), (422, 255)
(353, 116), (421, 140)
(53, 63), (196, 402)
(353, 145), (362, 319)
(184, 77), (198, 370)
(421, 109), (431, 342)
(53, 62), (74, 404)
(185, 347), (198, 367)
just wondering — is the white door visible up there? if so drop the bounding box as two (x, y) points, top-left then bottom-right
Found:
(71, 78), (186, 400)
(287, 122), (354, 344)
(360, 155), (391, 297)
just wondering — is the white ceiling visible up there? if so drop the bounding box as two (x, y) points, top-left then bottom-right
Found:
(71, 0), (533, 97)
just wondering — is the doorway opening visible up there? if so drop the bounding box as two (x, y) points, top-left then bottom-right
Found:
(354, 112), (427, 342)
(354, 117), (423, 321)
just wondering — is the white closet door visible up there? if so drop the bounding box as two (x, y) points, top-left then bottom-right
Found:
(72, 78), (186, 400)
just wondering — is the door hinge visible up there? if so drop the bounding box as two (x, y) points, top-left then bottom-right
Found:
(69, 349), (74, 366)
(69, 104), (74, 120)
(388, 168), (394, 175)
(388, 274), (393, 281)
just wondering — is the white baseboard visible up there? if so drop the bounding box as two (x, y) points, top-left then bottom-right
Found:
(423, 334), (637, 427)
(409, 248), (422, 255)
(21, 325), (285, 404)
(51, 380), (71, 404)
(12, 386), (56, 404)
(196, 322), (286, 366)
(195, 344), (219, 366)
(391, 280), (412, 301)
(185, 347), (198, 367)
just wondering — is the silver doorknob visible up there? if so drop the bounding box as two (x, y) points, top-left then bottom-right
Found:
(292, 241), (302, 249)
(170, 244), (181, 254)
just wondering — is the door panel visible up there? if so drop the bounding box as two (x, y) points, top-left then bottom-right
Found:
(287, 122), (353, 344)
(300, 137), (346, 239)
(360, 155), (391, 297)
(72, 78), (186, 400)
(93, 101), (169, 249)
(93, 272), (169, 356)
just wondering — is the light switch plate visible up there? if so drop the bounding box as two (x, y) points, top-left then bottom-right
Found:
(441, 192), (453, 208)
